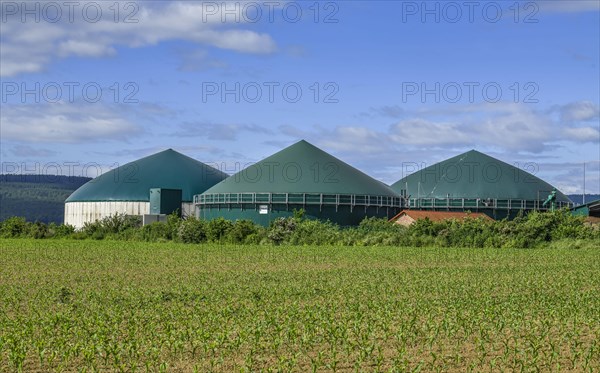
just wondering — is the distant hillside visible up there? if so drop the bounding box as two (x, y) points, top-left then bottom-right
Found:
(568, 194), (600, 205)
(0, 175), (91, 223)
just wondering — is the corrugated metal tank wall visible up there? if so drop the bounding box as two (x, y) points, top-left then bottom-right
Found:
(64, 202), (195, 228)
(64, 202), (150, 228)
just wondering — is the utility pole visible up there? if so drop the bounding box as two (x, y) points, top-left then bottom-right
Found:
(583, 162), (586, 205)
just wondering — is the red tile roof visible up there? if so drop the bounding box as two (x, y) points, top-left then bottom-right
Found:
(390, 210), (493, 222)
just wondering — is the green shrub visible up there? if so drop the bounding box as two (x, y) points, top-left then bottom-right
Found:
(289, 219), (340, 245)
(100, 214), (141, 234)
(206, 217), (234, 243)
(358, 217), (401, 233)
(244, 231), (266, 245)
(29, 222), (50, 239)
(0, 217), (30, 238)
(408, 217), (443, 237)
(91, 230), (105, 240)
(165, 213), (183, 240)
(336, 228), (361, 246)
(549, 213), (591, 240)
(81, 220), (102, 237)
(177, 217), (207, 244)
(69, 231), (87, 240)
(48, 223), (75, 238)
(135, 222), (170, 242)
(227, 220), (260, 244)
(1, 207), (597, 247)
(81, 214), (141, 239)
(267, 217), (297, 245)
(293, 208), (306, 220)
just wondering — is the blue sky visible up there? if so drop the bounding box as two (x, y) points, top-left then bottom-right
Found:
(1, 0), (599, 194)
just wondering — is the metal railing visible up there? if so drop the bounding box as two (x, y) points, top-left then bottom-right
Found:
(194, 193), (573, 212)
(405, 197), (573, 211)
(194, 192), (403, 208)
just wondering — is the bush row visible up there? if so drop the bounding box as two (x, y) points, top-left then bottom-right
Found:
(1, 209), (598, 248)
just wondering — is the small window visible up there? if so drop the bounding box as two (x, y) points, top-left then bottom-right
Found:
(259, 205), (269, 214)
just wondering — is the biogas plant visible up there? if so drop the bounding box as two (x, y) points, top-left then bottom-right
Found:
(65, 140), (574, 228)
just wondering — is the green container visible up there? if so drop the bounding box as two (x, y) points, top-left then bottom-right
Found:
(66, 149), (228, 203)
(150, 188), (182, 216)
(391, 150), (572, 219)
(196, 140), (402, 226)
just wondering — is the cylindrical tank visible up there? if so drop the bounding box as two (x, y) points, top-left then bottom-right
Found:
(196, 140), (403, 226)
(65, 149), (227, 228)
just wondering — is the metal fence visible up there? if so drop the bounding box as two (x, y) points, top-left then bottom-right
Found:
(195, 192), (403, 208)
(194, 193), (573, 212)
(405, 197), (573, 211)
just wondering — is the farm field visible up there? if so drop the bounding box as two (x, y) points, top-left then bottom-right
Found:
(1, 239), (599, 372)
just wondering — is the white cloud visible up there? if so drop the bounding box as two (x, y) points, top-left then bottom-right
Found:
(173, 121), (272, 141)
(0, 1), (277, 77)
(0, 39), (54, 77)
(380, 102), (557, 152)
(563, 127), (600, 142)
(361, 105), (405, 119)
(385, 102), (600, 153)
(10, 145), (58, 157)
(475, 104), (553, 152)
(319, 126), (385, 154)
(0, 102), (141, 143)
(552, 161), (600, 195)
(390, 119), (472, 147)
(57, 40), (117, 57)
(281, 101), (599, 160)
(559, 101), (600, 122)
(278, 124), (310, 139)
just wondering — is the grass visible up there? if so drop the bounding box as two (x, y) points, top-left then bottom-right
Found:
(1, 239), (599, 372)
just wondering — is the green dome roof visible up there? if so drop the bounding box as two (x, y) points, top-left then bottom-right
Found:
(203, 140), (399, 197)
(391, 150), (571, 203)
(66, 149), (227, 202)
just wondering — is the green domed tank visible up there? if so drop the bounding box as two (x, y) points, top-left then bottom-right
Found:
(65, 149), (227, 227)
(196, 140), (402, 226)
(391, 150), (572, 219)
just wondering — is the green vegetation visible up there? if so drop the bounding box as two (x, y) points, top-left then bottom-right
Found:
(1, 239), (599, 372)
(1, 209), (598, 248)
(2, 207), (598, 370)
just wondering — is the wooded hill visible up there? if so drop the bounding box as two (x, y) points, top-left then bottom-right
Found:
(0, 175), (90, 223)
